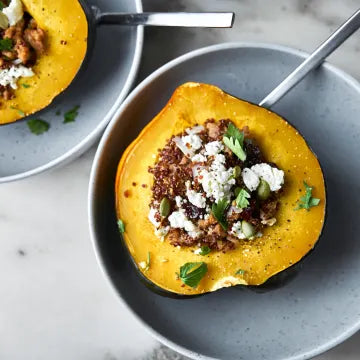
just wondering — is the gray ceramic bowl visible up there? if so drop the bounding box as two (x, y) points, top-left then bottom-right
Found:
(89, 42), (360, 360)
(0, 0), (143, 183)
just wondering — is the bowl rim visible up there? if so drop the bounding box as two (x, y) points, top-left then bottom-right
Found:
(88, 41), (360, 360)
(0, 0), (144, 184)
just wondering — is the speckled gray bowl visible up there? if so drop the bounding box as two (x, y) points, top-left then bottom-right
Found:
(89, 42), (360, 360)
(0, 0), (143, 183)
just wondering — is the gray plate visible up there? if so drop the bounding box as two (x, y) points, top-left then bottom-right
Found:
(0, 0), (143, 183)
(88, 43), (360, 360)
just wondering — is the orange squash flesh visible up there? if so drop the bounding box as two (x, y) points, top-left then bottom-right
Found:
(115, 82), (326, 296)
(1, 0), (88, 125)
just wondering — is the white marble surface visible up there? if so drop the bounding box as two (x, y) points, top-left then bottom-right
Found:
(1, 0), (360, 359)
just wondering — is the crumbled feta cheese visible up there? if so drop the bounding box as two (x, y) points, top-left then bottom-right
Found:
(185, 181), (206, 208)
(168, 210), (202, 238)
(228, 206), (242, 216)
(194, 248), (202, 255)
(251, 163), (284, 191)
(3, 0), (23, 26)
(198, 154), (235, 203)
(242, 168), (260, 192)
(0, 65), (34, 89)
(185, 125), (204, 135)
(175, 196), (183, 208)
(204, 141), (224, 156)
(191, 153), (207, 163)
(139, 261), (147, 269)
(242, 164), (284, 192)
(148, 207), (160, 228)
(173, 134), (202, 157)
(230, 221), (246, 239)
(192, 164), (204, 178)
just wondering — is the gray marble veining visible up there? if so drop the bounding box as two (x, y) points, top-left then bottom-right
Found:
(1, 0), (360, 359)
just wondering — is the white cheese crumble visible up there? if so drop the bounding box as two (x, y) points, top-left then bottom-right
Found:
(3, 0), (23, 26)
(242, 163), (284, 192)
(191, 153), (207, 163)
(198, 153), (235, 203)
(251, 163), (284, 191)
(186, 187), (206, 208)
(242, 168), (260, 192)
(148, 207), (160, 228)
(230, 221), (246, 239)
(139, 261), (147, 269)
(194, 248), (202, 255)
(175, 196), (183, 208)
(185, 125), (204, 135)
(173, 134), (202, 157)
(0, 65), (34, 89)
(168, 210), (202, 238)
(204, 141), (224, 156)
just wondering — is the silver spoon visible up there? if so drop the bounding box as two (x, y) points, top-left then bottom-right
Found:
(92, 8), (235, 28)
(259, 8), (360, 108)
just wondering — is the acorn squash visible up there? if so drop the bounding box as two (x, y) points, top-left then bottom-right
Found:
(0, 0), (88, 125)
(115, 82), (326, 296)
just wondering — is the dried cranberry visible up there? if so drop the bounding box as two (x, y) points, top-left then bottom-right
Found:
(183, 203), (205, 219)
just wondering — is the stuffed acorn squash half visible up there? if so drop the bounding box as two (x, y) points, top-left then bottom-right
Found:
(115, 83), (326, 296)
(0, 0), (87, 125)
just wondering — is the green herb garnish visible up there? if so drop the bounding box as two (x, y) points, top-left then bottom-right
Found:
(145, 252), (151, 271)
(21, 83), (30, 88)
(117, 219), (125, 233)
(198, 246), (211, 256)
(211, 198), (230, 230)
(27, 119), (50, 135)
(0, 38), (13, 51)
(55, 109), (61, 116)
(63, 105), (80, 123)
(10, 106), (24, 116)
(235, 269), (246, 275)
(235, 188), (251, 209)
(179, 262), (208, 288)
(0, 1), (5, 10)
(295, 181), (320, 211)
(223, 123), (246, 161)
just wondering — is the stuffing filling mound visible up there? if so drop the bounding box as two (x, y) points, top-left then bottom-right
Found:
(148, 119), (285, 252)
(0, 0), (46, 100)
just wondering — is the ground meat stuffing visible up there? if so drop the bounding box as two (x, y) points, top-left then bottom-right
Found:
(0, 2), (46, 100)
(148, 119), (285, 252)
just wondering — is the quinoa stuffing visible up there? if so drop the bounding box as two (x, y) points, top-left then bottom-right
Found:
(148, 119), (285, 252)
(0, 0), (46, 100)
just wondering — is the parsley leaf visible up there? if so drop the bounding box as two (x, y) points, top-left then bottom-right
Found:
(0, 1), (4, 10)
(199, 246), (211, 256)
(235, 188), (251, 209)
(235, 269), (246, 275)
(0, 38), (13, 51)
(63, 105), (80, 123)
(223, 123), (246, 161)
(10, 106), (25, 116)
(225, 123), (245, 146)
(295, 181), (320, 211)
(211, 198), (230, 230)
(27, 119), (50, 135)
(117, 219), (125, 233)
(21, 83), (30, 88)
(179, 262), (208, 288)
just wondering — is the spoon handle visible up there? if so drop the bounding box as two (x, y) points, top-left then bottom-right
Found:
(259, 8), (360, 109)
(96, 11), (234, 28)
